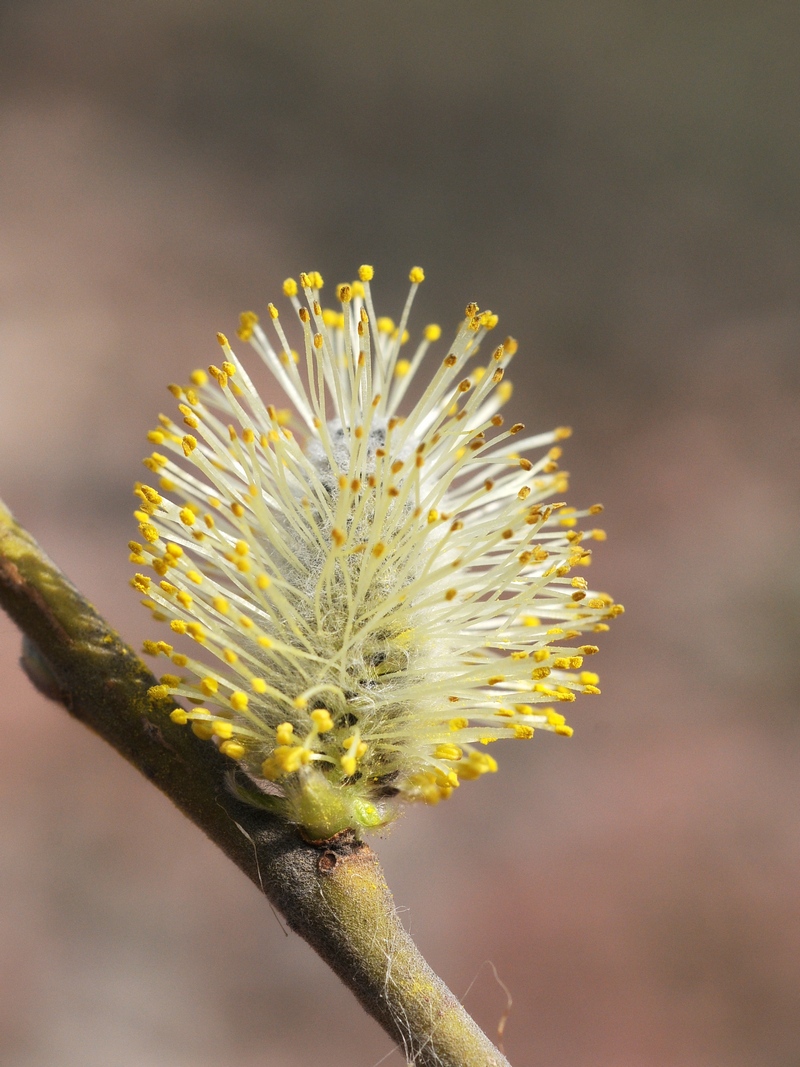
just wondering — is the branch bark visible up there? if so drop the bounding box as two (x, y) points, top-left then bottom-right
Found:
(0, 497), (510, 1067)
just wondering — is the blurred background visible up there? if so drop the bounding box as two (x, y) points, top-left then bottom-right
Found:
(1, 2), (799, 1064)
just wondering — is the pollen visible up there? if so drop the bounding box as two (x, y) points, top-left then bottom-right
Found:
(130, 265), (618, 837)
(311, 708), (334, 733)
(220, 741), (246, 759)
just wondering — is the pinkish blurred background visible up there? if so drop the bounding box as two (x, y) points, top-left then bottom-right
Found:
(1, 3), (799, 1064)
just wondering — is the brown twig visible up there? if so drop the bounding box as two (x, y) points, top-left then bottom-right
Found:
(0, 497), (510, 1067)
